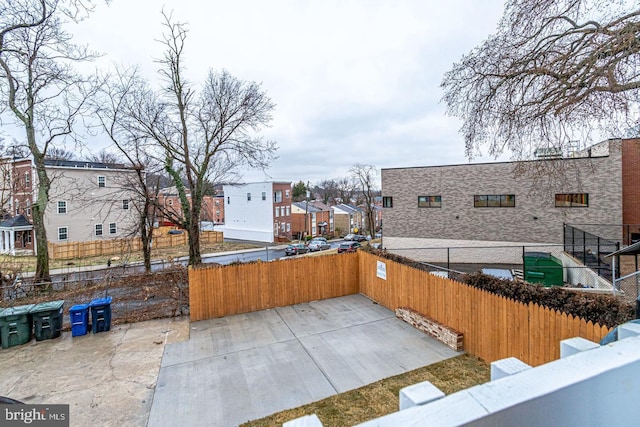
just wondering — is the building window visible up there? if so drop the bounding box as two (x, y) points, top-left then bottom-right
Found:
(216, 210), (220, 217)
(57, 201), (67, 214)
(95, 224), (103, 236)
(58, 227), (68, 241)
(555, 193), (589, 207)
(109, 223), (117, 234)
(274, 190), (283, 203)
(382, 197), (393, 208)
(215, 200), (220, 206)
(247, 192), (252, 201)
(24, 172), (30, 184)
(262, 192), (266, 201)
(167, 199), (173, 206)
(122, 199), (129, 210)
(275, 207), (280, 217)
(474, 194), (516, 208)
(285, 206), (290, 216)
(98, 176), (106, 188)
(281, 223), (286, 232)
(286, 223), (291, 232)
(285, 189), (290, 198)
(227, 196), (230, 204)
(418, 195), (442, 208)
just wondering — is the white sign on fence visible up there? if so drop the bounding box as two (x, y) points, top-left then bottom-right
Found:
(377, 260), (387, 280)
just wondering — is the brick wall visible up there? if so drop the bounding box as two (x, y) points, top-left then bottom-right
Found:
(622, 139), (640, 243)
(381, 140), (624, 244)
(396, 307), (463, 351)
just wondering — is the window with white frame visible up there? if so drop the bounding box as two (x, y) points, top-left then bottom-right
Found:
(285, 206), (290, 216)
(262, 191), (266, 201)
(57, 201), (67, 214)
(286, 223), (291, 232)
(275, 206), (280, 217)
(274, 190), (283, 203)
(281, 223), (286, 232)
(122, 199), (129, 210)
(109, 222), (117, 234)
(24, 172), (30, 184)
(98, 176), (106, 188)
(247, 192), (252, 201)
(58, 227), (68, 241)
(95, 224), (103, 236)
(285, 189), (290, 198)
(168, 199), (173, 206)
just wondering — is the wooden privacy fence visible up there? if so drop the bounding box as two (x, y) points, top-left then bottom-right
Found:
(188, 250), (612, 366)
(48, 231), (223, 260)
(189, 253), (360, 321)
(358, 251), (611, 366)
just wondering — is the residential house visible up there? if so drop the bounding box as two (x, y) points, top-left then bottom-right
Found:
(381, 138), (640, 250)
(155, 187), (223, 227)
(291, 201), (334, 239)
(221, 181), (292, 243)
(332, 203), (365, 236)
(0, 157), (142, 255)
(309, 201), (334, 236)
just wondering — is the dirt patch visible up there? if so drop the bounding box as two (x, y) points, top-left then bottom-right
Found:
(0, 267), (189, 329)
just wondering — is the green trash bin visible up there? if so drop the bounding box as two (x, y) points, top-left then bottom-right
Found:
(29, 300), (65, 341)
(0, 304), (34, 349)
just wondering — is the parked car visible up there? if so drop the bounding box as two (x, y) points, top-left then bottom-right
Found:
(307, 238), (330, 252)
(285, 243), (310, 256)
(343, 233), (356, 241)
(353, 234), (367, 242)
(337, 242), (361, 253)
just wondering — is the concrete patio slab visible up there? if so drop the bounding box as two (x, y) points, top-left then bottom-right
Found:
(148, 294), (461, 427)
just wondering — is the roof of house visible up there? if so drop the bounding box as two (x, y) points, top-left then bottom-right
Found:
(0, 214), (32, 228)
(292, 201), (322, 213)
(44, 159), (128, 169)
(333, 203), (362, 214)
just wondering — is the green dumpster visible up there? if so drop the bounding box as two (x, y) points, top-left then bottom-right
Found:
(0, 304), (34, 349)
(524, 252), (564, 286)
(29, 300), (65, 341)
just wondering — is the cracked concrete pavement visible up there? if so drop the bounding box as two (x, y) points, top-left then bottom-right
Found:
(0, 317), (189, 427)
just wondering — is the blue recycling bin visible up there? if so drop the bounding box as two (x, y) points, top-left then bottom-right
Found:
(69, 304), (90, 337)
(90, 297), (112, 333)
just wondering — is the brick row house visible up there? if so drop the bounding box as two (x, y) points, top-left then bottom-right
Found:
(0, 157), (141, 255)
(155, 188), (225, 227)
(291, 201), (334, 239)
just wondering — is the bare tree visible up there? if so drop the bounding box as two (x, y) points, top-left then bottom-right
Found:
(350, 163), (377, 237)
(336, 177), (357, 205)
(126, 12), (276, 266)
(441, 0), (640, 159)
(45, 147), (76, 160)
(87, 148), (123, 165)
(0, 0), (101, 282)
(92, 66), (161, 272)
(315, 179), (340, 205)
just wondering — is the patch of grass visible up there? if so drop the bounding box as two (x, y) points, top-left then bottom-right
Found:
(241, 353), (489, 426)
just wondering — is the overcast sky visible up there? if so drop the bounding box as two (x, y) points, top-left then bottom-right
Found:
(69, 0), (508, 185)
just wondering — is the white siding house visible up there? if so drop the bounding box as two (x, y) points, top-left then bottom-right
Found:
(221, 181), (292, 243)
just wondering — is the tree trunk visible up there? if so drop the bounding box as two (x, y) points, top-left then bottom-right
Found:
(140, 206), (152, 272)
(187, 213), (201, 265)
(31, 155), (51, 283)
